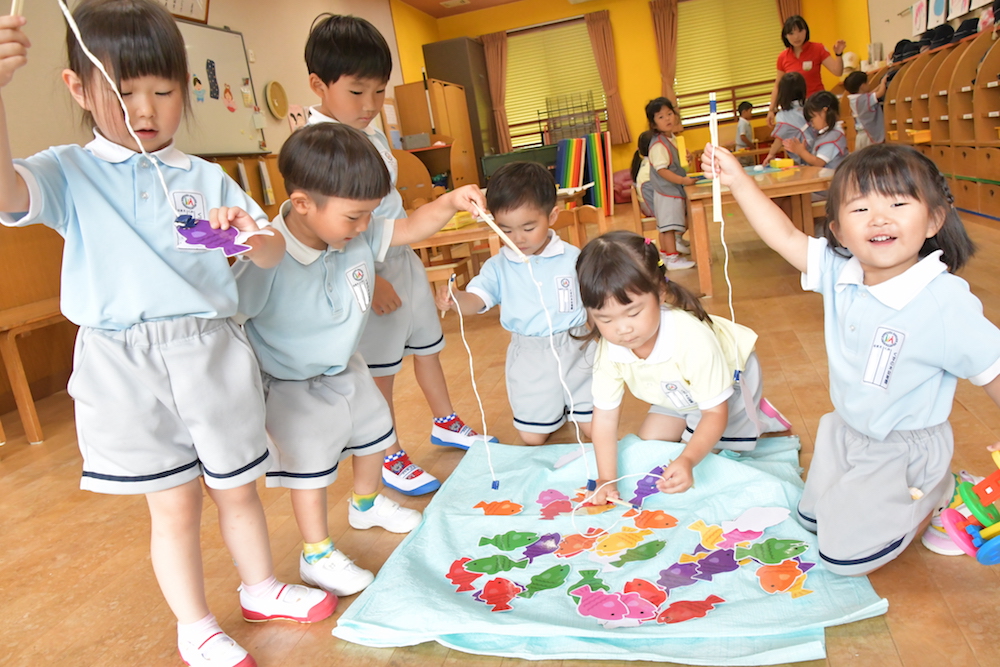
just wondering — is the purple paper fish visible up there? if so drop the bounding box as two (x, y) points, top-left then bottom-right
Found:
(719, 528), (764, 549)
(523, 532), (561, 563)
(629, 465), (665, 506)
(656, 562), (699, 593)
(536, 489), (570, 506)
(692, 548), (739, 581)
(175, 215), (250, 257)
(793, 557), (816, 573)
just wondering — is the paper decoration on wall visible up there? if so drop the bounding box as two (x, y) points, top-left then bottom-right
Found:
(287, 105), (306, 133)
(972, 0), (991, 8)
(929, 0), (947, 27)
(241, 79), (253, 108)
(912, 0), (927, 35)
(949, 0), (970, 19)
(223, 84), (237, 112)
(192, 76), (205, 103)
(206, 59), (219, 99)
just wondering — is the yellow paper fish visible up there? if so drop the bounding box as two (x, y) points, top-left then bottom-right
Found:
(687, 520), (724, 550)
(678, 551), (710, 563)
(594, 527), (654, 557)
(788, 573), (813, 598)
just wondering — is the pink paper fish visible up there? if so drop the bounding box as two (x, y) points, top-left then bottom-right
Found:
(536, 489), (570, 506)
(571, 585), (629, 623)
(718, 528), (764, 549)
(539, 499), (573, 520)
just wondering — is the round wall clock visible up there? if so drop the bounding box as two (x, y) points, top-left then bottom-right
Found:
(264, 81), (289, 120)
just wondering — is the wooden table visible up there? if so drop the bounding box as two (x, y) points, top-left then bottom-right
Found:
(410, 221), (501, 264)
(684, 166), (834, 297)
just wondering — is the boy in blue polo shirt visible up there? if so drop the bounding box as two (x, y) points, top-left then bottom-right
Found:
(436, 162), (594, 445)
(235, 123), (486, 597)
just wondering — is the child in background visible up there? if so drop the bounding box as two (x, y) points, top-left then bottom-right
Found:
(645, 97), (696, 270)
(630, 130), (654, 217)
(436, 162), (594, 445)
(735, 101), (755, 166)
(765, 72), (809, 165)
(784, 91), (848, 171)
(235, 123), (487, 596)
(701, 141), (1000, 574)
(844, 71), (887, 150)
(579, 231), (791, 504)
(304, 14), (494, 498)
(0, 3), (333, 666)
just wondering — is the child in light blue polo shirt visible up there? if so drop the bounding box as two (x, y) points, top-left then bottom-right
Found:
(703, 141), (1000, 576)
(437, 162), (594, 445)
(235, 122), (486, 598)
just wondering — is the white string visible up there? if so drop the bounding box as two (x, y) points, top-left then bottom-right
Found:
(568, 472), (659, 535)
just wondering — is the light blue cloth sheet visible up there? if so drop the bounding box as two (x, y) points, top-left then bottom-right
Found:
(333, 436), (888, 665)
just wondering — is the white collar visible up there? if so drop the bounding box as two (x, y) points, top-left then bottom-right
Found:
(606, 307), (673, 363)
(500, 229), (565, 263)
(307, 106), (376, 136)
(85, 130), (191, 170)
(272, 200), (341, 265)
(835, 250), (947, 310)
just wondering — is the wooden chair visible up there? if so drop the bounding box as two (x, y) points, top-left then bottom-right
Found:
(573, 205), (608, 244)
(629, 184), (657, 237)
(425, 258), (473, 305)
(392, 148), (436, 211)
(552, 209), (583, 247)
(0, 297), (66, 444)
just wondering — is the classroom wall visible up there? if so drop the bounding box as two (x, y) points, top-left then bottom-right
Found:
(389, 0), (440, 85)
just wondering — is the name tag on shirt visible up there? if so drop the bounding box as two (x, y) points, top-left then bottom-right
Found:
(863, 327), (905, 389)
(802, 61), (813, 71)
(661, 380), (696, 410)
(346, 262), (372, 312)
(555, 275), (578, 313)
(172, 191), (209, 250)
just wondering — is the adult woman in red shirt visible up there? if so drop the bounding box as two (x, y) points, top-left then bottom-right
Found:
(766, 15), (846, 126)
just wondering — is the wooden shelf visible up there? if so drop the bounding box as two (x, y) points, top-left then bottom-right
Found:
(974, 33), (1000, 146)
(949, 30), (994, 146)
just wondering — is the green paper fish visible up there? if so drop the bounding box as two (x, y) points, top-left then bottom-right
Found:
(611, 539), (667, 568)
(518, 564), (571, 598)
(465, 554), (529, 575)
(478, 530), (540, 551)
(568, 569), (609, 602)
(735, 538), (808, 564)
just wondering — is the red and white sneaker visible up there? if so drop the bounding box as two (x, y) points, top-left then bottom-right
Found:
(382, 450), (440, 496)
(431, 413), (499, 450)
(179, 631), (256, 667)
(240, 581), (336, 623)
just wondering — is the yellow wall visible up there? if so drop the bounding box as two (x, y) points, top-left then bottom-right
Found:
(389, 0), (440, 84)
(802, 0), (871, 91)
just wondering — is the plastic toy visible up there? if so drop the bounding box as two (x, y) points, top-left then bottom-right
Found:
(939, 452), (1000, 565)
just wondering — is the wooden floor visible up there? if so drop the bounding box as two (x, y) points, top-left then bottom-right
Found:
(3, 204), (1000, 667)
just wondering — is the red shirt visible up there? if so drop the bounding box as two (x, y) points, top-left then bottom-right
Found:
(776, 41), (831, 96)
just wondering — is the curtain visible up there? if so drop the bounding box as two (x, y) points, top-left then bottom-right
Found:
(649, 0), (679, 103)
(481, 31), (514, 154)
(585, 11), (631, 145)
(776, 0), (801, 24)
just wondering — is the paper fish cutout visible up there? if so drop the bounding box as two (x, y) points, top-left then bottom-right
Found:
(717, 528), (764, 549)
(536, 489), (569, 506)
(687, 520), (725, 550)
(555, 527), (606, 558)
(692, 548), (739, 581)
(629, 465), (666, 505)
(465, 554), (529, 575)
(604, 591), (659, 628)
(656, 562), (700, 593)
(568, 570), (610, 602)
(793, 557), (816, 573)
(518, 564), (571, 598)
(623, 578), (667, 607)
(656, 595), (725, 624)
(788, 572), (814, 598)
(445, 557), (482, 593)
(594, 527), (654, 557)
(735, 538), (808, 565)
(574, 502), (615, 516)
(611, 539), (666, 568)
(479, 531), (539, 552)
(523, 532), (561, 563)
(175, 216), (251, 256)
(632, 509), (678, 530)
(571, 585), (629, 623)
(721, 507), (790, 534)
(539, 499), (573, 520)
(473, 577), (525, 612)
(475, 500), (524, 516)
(678, 551), (710, 564)
(755, 558), (804, 594)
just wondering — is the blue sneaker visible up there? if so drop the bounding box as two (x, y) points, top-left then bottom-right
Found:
(431, 414), (499, 450)
(381, 451), (440, 496)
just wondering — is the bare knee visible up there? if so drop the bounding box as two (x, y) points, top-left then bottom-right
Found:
(519, 430), (550, 446)
(207, 481), (261, 510)
(579, 421), (593, 439)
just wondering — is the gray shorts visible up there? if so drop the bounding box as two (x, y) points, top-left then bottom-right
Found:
(262, 350), (396, 489)
(651, 191), (687, 234)
(796, 411), (954, 575)
(358, 247), (445, 377)
(70, 317), (270, 495)
(507, 328), (594, 434)
(648, 351), (773, 452)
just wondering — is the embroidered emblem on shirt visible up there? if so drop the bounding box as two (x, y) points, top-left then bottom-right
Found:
(862, 327), (905, 389)
(661, 380), (696, 410)
(346, 262), (372, 312)
(555, 275), (578, 313)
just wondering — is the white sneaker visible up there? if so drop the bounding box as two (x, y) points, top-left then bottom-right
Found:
(348, 494), (422, 533)
(674, 236), (690, 254)
(431, 414), (499, 450)
(381, 451), (440, 496)
(239, 582), (336, 623)
(662, 253), (696, 271)
(921, 512), (965, 556)
(299, 550), (374, 597)
(179, 631), (256, 667)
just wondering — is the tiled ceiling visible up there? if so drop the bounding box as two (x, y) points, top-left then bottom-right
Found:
(397, 0), (526, 19)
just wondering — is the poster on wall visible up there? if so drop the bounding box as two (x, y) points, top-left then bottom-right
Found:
(912, 1), (928, 34)
(948, 0), (971, 19)
(928, 0), (947, 27)
(971, 0), (990, 9)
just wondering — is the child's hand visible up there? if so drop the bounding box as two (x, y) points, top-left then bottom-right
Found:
(434, 283), (454, 313)
(209, 206), (260, 233)
(988, 442), (1000, 452)
(656, 458), (694, 494)
(0, 15), (30, 89)
(446, 184), (487, 216)
(587, 479), (621, 506)
(783, 137), (806, 157)
(371, 275), (401, 316)
(700, 144), (745, 187)
(684, 176), (698, 186)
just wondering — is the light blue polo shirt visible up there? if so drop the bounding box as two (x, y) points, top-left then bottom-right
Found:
(466, 231), (585, 337)
(0, 133), (269, 330)
(235, 200), (393, 380)
(803, 236), (1000, 440)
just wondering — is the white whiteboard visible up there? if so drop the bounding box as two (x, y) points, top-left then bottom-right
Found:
(174, 20), (266, 156)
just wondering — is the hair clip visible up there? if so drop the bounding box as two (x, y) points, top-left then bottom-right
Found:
(644, 237), (653, 245)
(657, 257), (665, 267)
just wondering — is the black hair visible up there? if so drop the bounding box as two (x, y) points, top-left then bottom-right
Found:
(630, 130), (654, 182)
(738, 101), (753, 114)
(305, 14), (392, 85)
(576, 231), (709, 344)
(485, 162), (556, 215)
(804, 90), (839, 130)
(781, 15), (810, 48)
(645, 97), (676, 135)
(67, 0), (190, 128)
(843, 71), (869, 95)
(825, 144), (975, 272)
(278, 123), (391, 202)
(776, 72), (806, 111)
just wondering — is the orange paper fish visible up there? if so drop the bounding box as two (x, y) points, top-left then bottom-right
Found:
(755, 558), (804, 594)
(633, 510), (679, 530)
(555, 527), (606, 558)
(474, 500), (524, 516)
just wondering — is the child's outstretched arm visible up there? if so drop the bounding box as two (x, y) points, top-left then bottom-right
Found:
(656, 403), (727, 494)
(210, 206), (285, 268)
(656, 167), (697, 188)
(0, 15), (31, 214)
(701, 143), (808, 273)
(589, 406), (623, 505)
(434, 283), (485, 316)
(782, 137), (825, 167)
(391, 185), (486, 247)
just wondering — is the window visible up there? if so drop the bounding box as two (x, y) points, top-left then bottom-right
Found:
(505, 20), (607, 148)
(674, 0), (785, 125)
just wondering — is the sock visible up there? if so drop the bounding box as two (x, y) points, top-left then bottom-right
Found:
(303, 537), (334, 564)
(177, 613), (222, 647)
(351, 491), (378, 512)
(241, 575), (281, 599)
(433, 412), (458, 425)
(384, 450), (423, 479)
